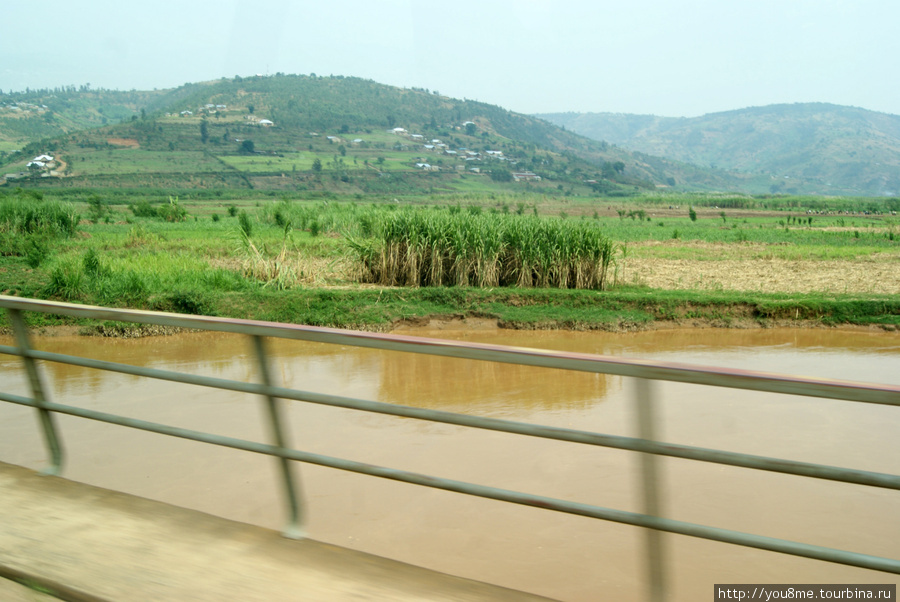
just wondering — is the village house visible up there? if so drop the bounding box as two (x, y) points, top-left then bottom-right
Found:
(512, 172), (541, 182)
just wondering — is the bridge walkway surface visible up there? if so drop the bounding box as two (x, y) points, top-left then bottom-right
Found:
(0, 462), (554, 601)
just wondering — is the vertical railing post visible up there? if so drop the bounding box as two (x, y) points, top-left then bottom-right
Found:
(635, 378), (666, 602)
(251, 335), (304, 539)
(8, 308), (63, 476)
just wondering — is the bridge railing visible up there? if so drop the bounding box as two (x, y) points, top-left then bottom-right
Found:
(1, 295), (898, 601)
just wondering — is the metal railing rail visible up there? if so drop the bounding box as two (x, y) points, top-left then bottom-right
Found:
(2, 296), (899, 600)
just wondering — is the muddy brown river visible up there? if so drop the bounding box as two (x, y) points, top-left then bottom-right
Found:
(1, 327), (898, 601)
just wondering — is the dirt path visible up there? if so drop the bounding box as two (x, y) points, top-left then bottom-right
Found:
(49, 157), (67, 176)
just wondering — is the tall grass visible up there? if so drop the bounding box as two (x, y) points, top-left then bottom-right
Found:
(0, 195), (80, 265)
(238, 220), (300, 290)
(0, 197), (79, 237)
(347, 209), (622, 289)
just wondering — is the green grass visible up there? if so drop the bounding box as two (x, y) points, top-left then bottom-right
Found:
(63, 150), (225, 175)
(0, 192), (897, 332)
(197, 287), (900, 330)
(217, 153), (315, 172)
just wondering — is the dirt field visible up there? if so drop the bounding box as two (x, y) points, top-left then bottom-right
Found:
(625, 255), (899, 294)
(106, 138), (140, 148)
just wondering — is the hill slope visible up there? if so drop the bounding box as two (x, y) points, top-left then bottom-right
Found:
(2, 75), (751, 195)
(0, 86), (181, 152)
(538, 104), (900, 196)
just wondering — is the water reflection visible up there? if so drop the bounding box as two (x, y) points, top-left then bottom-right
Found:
(0, 326), (898, 602)
(375, 349), (614, 414)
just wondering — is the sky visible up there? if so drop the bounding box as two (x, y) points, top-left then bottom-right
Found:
(3, 0), (898, 117)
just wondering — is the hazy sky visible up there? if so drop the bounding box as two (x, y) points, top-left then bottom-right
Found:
(3, 0), (898, 117)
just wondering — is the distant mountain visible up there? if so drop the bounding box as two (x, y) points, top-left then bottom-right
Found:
(537, 104), (900, 196)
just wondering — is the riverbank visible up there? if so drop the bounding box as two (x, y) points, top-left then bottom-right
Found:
(3, 286), (898, 337)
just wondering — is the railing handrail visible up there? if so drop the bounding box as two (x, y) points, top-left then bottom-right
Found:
(1, 343), (898, 492)
(2, 295), (899, 601)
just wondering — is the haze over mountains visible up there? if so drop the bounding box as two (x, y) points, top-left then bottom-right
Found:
(537, 104), (900, 196)
(1, 74), (898, 197)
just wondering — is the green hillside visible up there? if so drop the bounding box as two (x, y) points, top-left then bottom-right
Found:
(0, 86), (179, 152)
(1, 75), (749, 196)
(538, 104), (900, 196)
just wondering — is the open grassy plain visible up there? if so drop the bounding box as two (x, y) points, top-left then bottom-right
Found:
(1, 189), (898, 333)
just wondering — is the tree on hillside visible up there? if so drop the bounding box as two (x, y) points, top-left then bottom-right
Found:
(490, 168), (512, 182)
(601, 162), (616, 179)
(240, 139), (255, 154)
(312, 158), (322, 173)
(248, 104), (255, 114)
(200, 119), (209, 144)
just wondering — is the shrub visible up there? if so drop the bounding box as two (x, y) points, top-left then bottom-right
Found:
(42, 259), (85, 301)
(157, 197), (188, 222)
(238, 211), (253, 238)
(130, 200), (157, 218)
(166, 290), (214, 315)
(25, 237), (50, 268)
